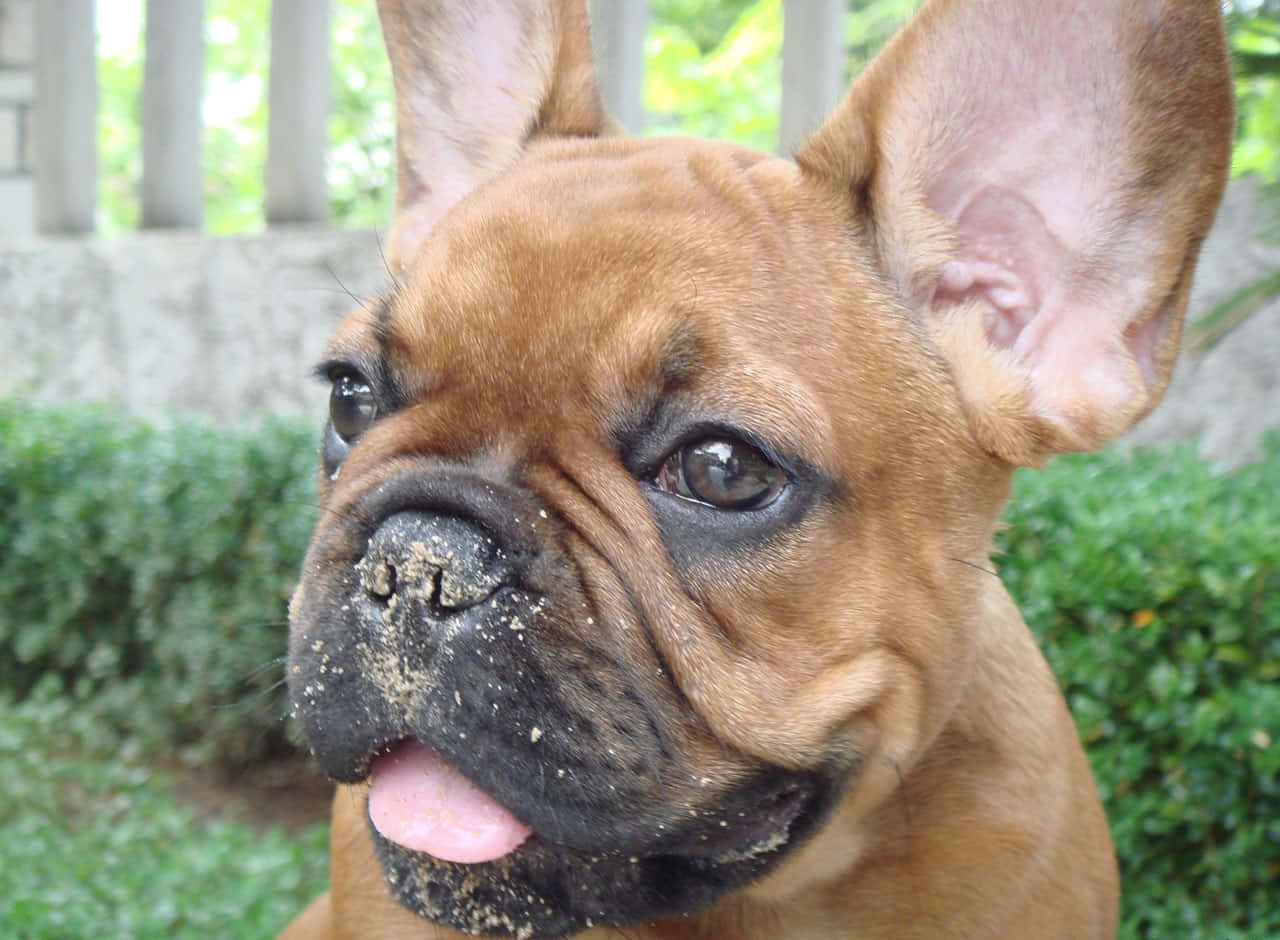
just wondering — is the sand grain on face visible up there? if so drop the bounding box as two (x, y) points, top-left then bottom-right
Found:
(399, 854), (553, 940)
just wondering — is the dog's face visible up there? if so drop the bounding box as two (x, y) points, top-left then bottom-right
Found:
(289, 137), (1005, 934)
(288, 1), (1231, 936)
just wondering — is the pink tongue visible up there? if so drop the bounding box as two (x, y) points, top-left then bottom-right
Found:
(368, 739), (533, 863)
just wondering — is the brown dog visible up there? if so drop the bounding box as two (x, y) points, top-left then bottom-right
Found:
(280, 0), (1232, 937)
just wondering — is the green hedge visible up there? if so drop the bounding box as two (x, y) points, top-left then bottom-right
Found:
(999, 439), (1280, 938)
(1, 402), (1277, 936)
(0, 402), (318, 765)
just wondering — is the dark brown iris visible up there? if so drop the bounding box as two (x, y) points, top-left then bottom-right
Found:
(657, 437), (787, 510)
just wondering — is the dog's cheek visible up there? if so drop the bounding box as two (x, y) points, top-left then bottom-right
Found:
(672, 492), (988, 772)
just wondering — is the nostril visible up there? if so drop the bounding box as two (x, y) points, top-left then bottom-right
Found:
(357, 511), (515, 614)
(368, 560), (396, 601)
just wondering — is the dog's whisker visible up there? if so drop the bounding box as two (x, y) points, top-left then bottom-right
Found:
(296, 283), (373, 301)
(322, 260), (375, 317)
(313, 500), (368, 529)
(266, 496), (366, 528)
(948, 556), (999, 578)
(212, 677), (288, 712)
(536, 759), (567, 851)
(373, 228), (404, 293)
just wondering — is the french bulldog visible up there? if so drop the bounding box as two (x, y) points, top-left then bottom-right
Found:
(281, 0), (1233, 936)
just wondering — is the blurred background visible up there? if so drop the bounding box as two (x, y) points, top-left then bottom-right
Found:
(0, 1), (1277, 936)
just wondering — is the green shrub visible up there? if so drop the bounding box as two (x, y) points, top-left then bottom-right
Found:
(999, 437), (1280, 938)
(0, 401), (319, 765)
(0, 682), (328, 937)
(1, 402), (1276, 935)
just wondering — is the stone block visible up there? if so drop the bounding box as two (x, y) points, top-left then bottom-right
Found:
(0, 0), (35, 68)
(0, 173), (34, 233)
(0, 67), (33, 101)
(0, 103), (17, 172)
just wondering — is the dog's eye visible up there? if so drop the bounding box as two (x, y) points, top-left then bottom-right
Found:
(330, 372), (377, 443)
(656, 437), (787, 510)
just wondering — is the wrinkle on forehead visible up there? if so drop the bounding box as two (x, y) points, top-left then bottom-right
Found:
(352, 134), (868, 469)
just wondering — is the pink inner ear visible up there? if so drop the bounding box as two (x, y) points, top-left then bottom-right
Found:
(802, 0), (1229, 457)
(385, 3), (554, 267)
(905, 2), (1180, 450)
(927, 175), (1164, 447)
(931, 185), (1062, 352)
(857, 0), (1225, 452)
(401, 7), (547, 212)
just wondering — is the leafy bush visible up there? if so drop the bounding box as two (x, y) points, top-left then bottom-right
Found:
(1, 402), (1277, 935)
(999, 437), (1280, 938)
(0, 401), (318, 765)
(0, 683), (328, 937)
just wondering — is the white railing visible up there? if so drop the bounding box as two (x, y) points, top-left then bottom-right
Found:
(3, 0), (850, 237)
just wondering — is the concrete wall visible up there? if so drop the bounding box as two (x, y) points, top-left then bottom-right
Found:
(0, 225), (390, 425)
(1123, 178), (1280, 466)
(1, 180), (1277, 464)
(0, 0), (35, 234)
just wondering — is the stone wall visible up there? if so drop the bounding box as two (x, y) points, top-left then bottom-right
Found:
(1123, 178), (1280, 466)
(0, 225), (389, 424)
(1, 180), (1277, 465)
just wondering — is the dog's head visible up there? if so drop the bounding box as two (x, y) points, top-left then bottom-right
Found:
(288, 0), (1231, 935)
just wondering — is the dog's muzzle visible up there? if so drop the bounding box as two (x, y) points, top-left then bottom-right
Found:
(287, 470), (847, 937)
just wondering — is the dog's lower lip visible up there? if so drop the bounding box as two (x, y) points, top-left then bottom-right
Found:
(758, 786), (808, 828)
(686, 784), (813, 860)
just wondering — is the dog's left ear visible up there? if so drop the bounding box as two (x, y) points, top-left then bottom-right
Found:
(798, 0), (1234, 464)
(377, 0), (608, 269)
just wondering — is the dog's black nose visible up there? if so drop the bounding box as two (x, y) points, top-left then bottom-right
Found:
(357, 511), (513, 611)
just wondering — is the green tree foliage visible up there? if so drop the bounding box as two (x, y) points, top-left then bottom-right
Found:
(1231, 1), (1280, 184)
(94, 0), (1280, 234)
(651, 0), (755, 53)
(325, 1), (394, 228)
(96, 0), (393, 234)
(646, 0), (783, 149)
(203, 3), (270, 233)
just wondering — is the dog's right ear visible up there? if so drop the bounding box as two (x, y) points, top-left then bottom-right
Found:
(798, 0), (1233, 465)
(376, 0), (608, 270)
